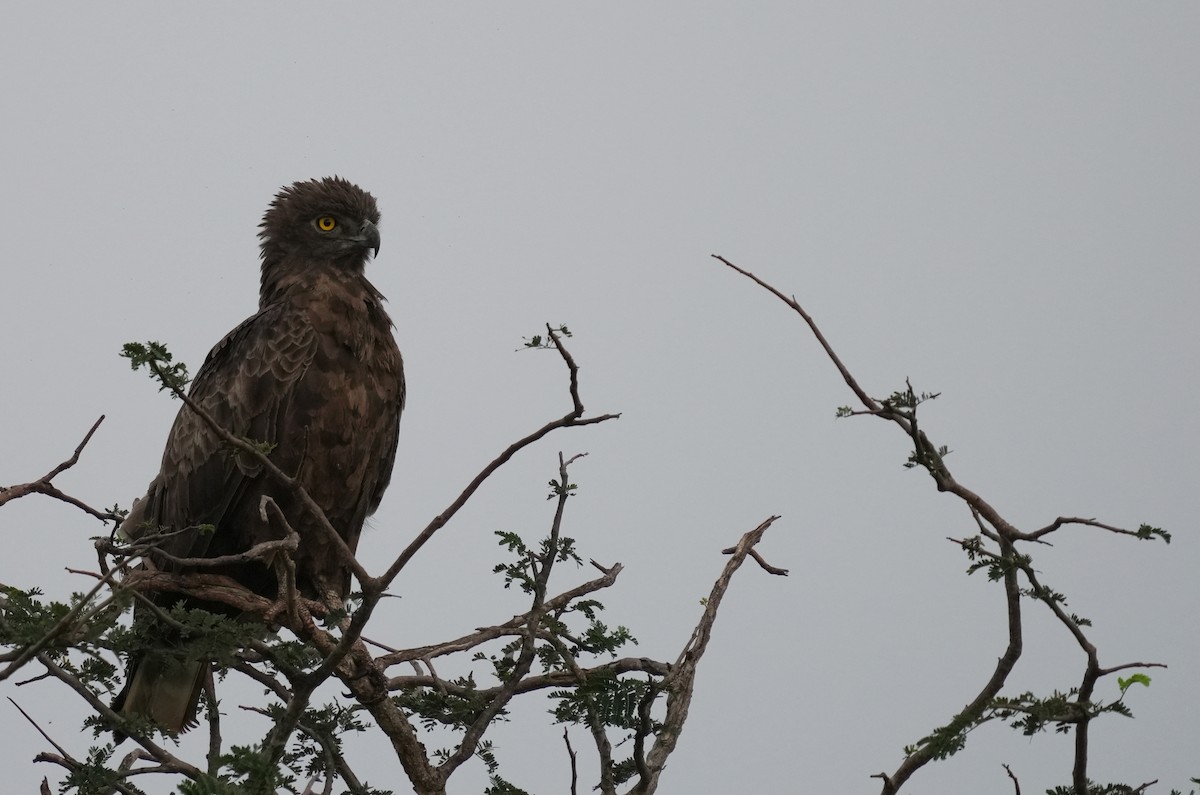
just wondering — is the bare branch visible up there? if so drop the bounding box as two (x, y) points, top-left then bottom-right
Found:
(10, 697), (72, 759)
(715, 255), (1174, 793)
(1096, 661), (1168, 677)
(1003, 764), (1021, 795)
(871, 771), (896, 795)
(388, 656), (671, 697)
(563, 728), (579, 795)
(203, 671), (222, 777)
(378, 330), (619, 590)
(713, 256), (1036, 547)
(0, 415), (117, 522)
(547, 325), (586, 417)
(712, 256), (880, 412)
(720, 543), (788, 576)
(119, 570), (276, 615)
(631, 679), (656, 787)
(627, 516), (781, 794)
(588, 702), (617, 795)
(377, 558), (623, 670)
(1024, 516), (1153, 542)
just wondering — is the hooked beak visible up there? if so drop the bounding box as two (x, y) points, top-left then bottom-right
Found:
(357, 219), (381, 257)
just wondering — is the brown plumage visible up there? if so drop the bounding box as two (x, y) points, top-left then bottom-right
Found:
(113, 177), (404, 735)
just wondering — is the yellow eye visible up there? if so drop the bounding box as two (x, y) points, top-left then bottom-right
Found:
(316, 216), (337, 232)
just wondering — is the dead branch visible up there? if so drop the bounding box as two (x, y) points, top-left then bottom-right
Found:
(377, 328), (620, 590)
(376, 559), (623, 670)
(714, 254), (1168, 794)
(1002, 763), (1021, 795)
(203, 671), (222, 777)
(0, 415), (117, 522)
(10, 698), (71, 760)
(626, 516), (780, 794)
(388, 656), (671, 697)
(563, 728), (579, 795)
(631, 680), (657, 786)
(721, 543), (788, 576)
(1023, 516), (1154, 542)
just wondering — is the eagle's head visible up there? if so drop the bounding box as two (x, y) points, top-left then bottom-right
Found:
(258, 176), (382, 269)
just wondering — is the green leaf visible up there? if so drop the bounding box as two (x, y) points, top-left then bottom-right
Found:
(1118, 673), (1151, 692)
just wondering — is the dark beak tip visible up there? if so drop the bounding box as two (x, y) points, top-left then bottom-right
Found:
(360, 220), (381, 257)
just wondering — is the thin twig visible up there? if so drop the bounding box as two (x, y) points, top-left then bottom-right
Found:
(1023, 516), (1153, 542)
(0, 415), (117, 521)
(563, 728), (578, 795)
(378, 564), (624, 670)
(9, 698), (71, 758)
(712, 256), (879, 412)
(378, 330), (619, 590)
(1002, 763), (1021, 795)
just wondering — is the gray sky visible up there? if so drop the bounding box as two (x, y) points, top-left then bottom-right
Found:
(2, 4), (1197, 793)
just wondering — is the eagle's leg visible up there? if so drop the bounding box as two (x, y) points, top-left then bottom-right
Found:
(261, 554), (329, 629)
(254, 499), (330, 627)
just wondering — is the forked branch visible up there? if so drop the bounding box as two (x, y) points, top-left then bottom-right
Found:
(0, 415), (117, 522)
(713, 254), (1167, 795)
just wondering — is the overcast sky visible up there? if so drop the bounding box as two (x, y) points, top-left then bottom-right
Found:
(2, 4), (1197, 793)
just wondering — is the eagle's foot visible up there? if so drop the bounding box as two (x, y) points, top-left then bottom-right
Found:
(341, 656), (389, 705)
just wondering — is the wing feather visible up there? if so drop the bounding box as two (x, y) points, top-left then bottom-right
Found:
(126, 303), (317, 567)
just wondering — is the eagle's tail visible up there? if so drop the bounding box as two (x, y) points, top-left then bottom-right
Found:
(112, 653), (207, 738)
